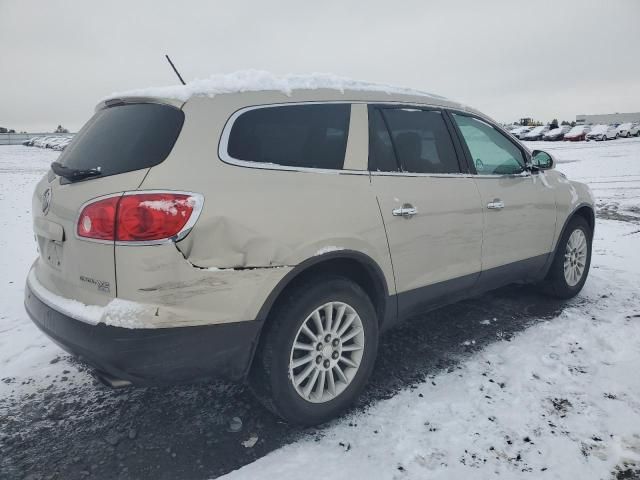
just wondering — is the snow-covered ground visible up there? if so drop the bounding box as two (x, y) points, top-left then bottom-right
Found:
(1, 138), (640, 479)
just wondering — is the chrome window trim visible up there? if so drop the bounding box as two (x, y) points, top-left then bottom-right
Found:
(74, 190), (205, 246)
(369, 171), (477, 178)
(218, 101), (362, 174)
(217, 100), (458, 175)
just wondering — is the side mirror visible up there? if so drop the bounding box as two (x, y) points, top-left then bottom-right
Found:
(531, 150), (554, 170)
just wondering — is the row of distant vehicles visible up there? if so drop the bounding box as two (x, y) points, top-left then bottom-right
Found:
(508, 122), (640, 142)
(22, 135), (73, 151)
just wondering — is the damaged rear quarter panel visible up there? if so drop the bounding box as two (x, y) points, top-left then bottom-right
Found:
(115, 242), (291, 327)
(130, 94), (395, 300)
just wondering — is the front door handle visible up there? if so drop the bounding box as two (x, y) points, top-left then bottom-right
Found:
(392, 203), (418, 218)
(487, 199), (505, 210)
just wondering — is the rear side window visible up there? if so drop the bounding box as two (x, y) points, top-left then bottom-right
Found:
(57, 103), (184, 178)
(369, 107), (461, 174)
(227, 104), (350, 170)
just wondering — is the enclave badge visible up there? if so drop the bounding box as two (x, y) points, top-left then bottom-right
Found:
(41, 188), (52, 215)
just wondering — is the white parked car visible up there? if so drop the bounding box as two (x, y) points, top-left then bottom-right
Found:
(629, 123), (640, 137)
(523, 125), (550, 141)
(585, 125), (610, 141)
(543, 126), (570, 141)
(510, 126), (532, 139)
(603, 125), (620, 140)
(616, 123), (634, 138)
(33, 136), (55, 148)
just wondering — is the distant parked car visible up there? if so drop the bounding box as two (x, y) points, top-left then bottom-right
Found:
(586, 125), (611, 141)
(602, 125), (620, 140)
(509, 126), (531, 139)
(564, 125), (591, 141)
(52, 137), (72, 151)
(543, 126), (570, 141)
(629, 123), (640, 137)
(33, 136), (55, 148)
(616, 123), (634, 138)
(523, 125), (550, 141)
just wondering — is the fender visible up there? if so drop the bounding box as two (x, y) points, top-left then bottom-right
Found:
(255, 249), (393, 323)
(538, 202), (595, 279)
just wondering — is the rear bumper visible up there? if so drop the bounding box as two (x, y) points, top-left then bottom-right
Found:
(25, 280), (261, 385)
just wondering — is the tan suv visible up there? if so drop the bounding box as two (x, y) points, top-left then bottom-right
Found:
(25, 80), (594, 425)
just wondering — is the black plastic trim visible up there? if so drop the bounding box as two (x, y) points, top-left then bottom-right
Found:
(394, 253), (550, 324)
(25, 283), (259, 385)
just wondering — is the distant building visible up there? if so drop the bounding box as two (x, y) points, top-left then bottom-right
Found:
(576, 112), (640, 125)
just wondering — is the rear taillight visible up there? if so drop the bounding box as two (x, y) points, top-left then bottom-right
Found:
(77, 192), (203, 243)
(77, 196), (119, 240)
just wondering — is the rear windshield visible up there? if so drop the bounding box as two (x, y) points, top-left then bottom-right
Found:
(226, 104), (350, 170)
(57, 103), (184, 179)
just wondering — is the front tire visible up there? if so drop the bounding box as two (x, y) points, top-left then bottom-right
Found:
(540, 216), (592, 299)
(250, 276), (379, 425)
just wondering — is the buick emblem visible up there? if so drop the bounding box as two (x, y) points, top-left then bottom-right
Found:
(42, 188), (52, 215)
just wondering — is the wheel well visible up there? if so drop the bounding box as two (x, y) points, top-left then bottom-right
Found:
(572, 205), (595, 234)
(261, 257), (388, 329)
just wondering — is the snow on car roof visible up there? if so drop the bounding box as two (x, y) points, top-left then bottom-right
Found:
(105, 69), (451, 103)
(589, 124), (608, 134)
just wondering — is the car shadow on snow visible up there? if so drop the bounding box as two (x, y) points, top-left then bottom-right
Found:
(1, 285), (576, 480)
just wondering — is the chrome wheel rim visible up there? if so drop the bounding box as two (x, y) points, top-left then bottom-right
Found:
(564, 229), (588, 287)
(288, 301), (365, 403)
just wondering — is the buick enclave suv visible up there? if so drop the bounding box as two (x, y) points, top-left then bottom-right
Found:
(25, 76), (595, 425)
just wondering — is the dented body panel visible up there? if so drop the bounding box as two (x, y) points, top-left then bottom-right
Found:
(114, 242), (291, 327)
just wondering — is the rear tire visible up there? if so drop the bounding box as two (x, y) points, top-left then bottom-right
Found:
(249, 276), (379, 425)
(540, 216), (592, 299)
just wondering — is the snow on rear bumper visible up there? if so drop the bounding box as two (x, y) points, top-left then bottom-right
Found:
(27, 266), (158, 328)
(27, 258), (292, 329)
(24, 270), (261, 383)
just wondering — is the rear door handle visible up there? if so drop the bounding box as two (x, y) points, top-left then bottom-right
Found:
(392, 203), (418, 218)
(487, 199), (505, 210)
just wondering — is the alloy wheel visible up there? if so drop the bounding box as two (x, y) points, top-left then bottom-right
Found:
(288, 302), (365, 403)
(564, 229), (588, 287)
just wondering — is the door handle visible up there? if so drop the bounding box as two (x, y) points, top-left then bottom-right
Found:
(392, 203), (418, 218)
(487, 199), (505, 210)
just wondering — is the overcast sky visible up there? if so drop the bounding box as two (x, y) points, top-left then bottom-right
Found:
(1, 0), (639, 132)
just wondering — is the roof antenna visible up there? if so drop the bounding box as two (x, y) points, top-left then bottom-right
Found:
(165, 54), (186, 85)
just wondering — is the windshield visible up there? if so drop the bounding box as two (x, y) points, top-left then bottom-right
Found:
(56, 103), (184, 179)
(590, 125), (608, 134)
(567, 126), (585, 135)
(528, 126), (545, 134)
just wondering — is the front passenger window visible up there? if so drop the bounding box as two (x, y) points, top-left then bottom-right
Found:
(452, 114), (525, 175)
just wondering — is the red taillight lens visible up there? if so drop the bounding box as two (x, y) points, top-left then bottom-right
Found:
(77, 196), (118, 240)
(117, 193), (195, 242)
(77, 192), (201, 242)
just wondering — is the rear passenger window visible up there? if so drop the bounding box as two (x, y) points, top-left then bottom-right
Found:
(369, 107), (461, 174)
(227, 104), (350, 170)
(369, 109), (399, 172)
